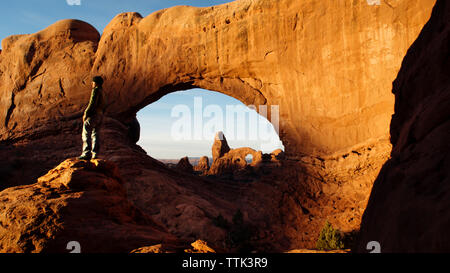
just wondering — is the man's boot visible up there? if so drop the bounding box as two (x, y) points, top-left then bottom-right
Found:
(78, 153), (91, 160)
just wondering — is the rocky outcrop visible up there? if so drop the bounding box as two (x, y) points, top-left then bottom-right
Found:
(0, 0), (439, 252)
(355, 0), (450, 253)
(176, 156), (194, 173)
(131, 239), (218, 253)
(208, 132), (264, 178)
(270, 149), (285, 162)
(0, 19), (99, 141)
(0, 158), (179, 253)
(184, 240), (217, 253)
(193, 156), (210, 174)
(131, 244), (176, 253)
(211, 132), (231, 163)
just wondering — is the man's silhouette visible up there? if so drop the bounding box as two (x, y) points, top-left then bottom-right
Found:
(79, 76), (105, 160)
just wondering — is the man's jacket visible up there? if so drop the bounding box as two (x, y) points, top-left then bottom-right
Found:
(84, 86), (106, 118)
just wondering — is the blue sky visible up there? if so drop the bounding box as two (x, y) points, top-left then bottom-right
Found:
(0, 0), (283, 159)
(138, 89), (284, 159)
(0, 0), (233, 44)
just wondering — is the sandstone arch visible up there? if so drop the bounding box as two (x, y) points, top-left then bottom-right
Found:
(0, 0), (435, 159)
(90, 0), (436, 158)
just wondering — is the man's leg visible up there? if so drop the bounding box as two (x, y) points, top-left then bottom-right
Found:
(91, 126), (100, 159)
(80, 118), (93, 159)
(91, 116), (102, 159)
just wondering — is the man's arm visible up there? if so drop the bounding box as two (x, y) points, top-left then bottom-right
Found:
(83, 87), (99, 119)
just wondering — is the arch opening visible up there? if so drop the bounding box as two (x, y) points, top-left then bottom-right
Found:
(136, 88), (284, 179)
(245, 154), (253, 164)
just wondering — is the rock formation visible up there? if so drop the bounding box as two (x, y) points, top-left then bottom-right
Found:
(176, 156), (194, 173)
(184, 240), (217, 253)
(211, 131), (231, 163)
(0, 19), (99, 141)
(0, 0), (439, 252)
(193, 156), (210, 174)
(355, 0), (450, 253)
(0, 158), (179, 253)
(131, 244), (176, 253)
(270, 149), (285, 162)
(208, 132), (265, 179)
(131, 239), (219, 253)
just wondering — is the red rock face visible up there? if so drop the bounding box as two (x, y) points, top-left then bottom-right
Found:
(193, 156), (210, 174)
(0, 19), (99, 140)
(0, 159), (180, 253)
(208, 132), (265, 179)
(355, 0), (450, 253)
(0, 0), (439, 252)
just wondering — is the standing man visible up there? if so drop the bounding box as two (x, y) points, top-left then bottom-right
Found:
(79, 76), (105, 160)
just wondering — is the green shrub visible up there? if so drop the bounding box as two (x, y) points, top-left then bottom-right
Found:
(316, 221), (345, 250)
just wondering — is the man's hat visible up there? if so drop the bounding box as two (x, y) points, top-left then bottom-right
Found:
(92, 76), (104, 86)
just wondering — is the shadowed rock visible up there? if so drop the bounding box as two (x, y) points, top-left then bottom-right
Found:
(355, 0), (450, 253)
(0, 158), (179, 253)
(176, 156), (194, 173)
(270, 149), (285, 162)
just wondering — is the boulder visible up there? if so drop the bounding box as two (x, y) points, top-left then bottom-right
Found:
(184, 240), (216, 253)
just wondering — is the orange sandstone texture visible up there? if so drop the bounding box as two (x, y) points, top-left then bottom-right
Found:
(0, 19), (99, 140)
(0, 159), (179, 253)
(208, 131), (268, 179)
(193, 156), (210, 174)
(130, 239), (219, 253)
(184, 240), (217, 253)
